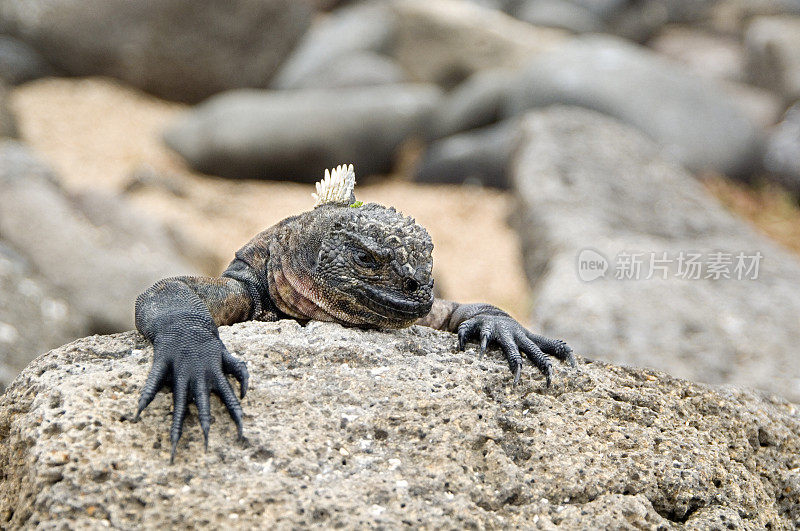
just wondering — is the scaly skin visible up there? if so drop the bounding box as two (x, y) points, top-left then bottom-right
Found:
(135, 202), (574, 462)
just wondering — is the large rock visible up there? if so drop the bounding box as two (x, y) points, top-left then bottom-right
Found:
(649, 26), (746, 83)
(415, 120), (517, 188)
(0, 35), (53, 85)
(745, 15), (800, 104)
(164, 85), (442, 182)
(391, 0), (567, 88)
(271, 2), (397, 90)
(0, 81), (16, 137)
(285, 52), (406, 91)
(0, 140), (196, 333)
(1, 321), (798, 528)
(507, 35), (764, 177)
(0, 0), (312, 103)
(720, 80), (785, 130)
(0, 242), (87, 393)
(513, 0), (604, 33)
(764, 102), (800, 195)
(604, 0), (717, 42)
(429, 68), (515, 140)
(709, 0), (800, 36)
(512, 107), (800, 403)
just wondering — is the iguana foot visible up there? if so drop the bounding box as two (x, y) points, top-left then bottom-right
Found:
(457, 314), (573, 386)
(134, 330), (249, 463)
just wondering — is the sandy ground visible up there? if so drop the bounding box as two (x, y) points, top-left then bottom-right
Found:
(9, 77), (531, 321)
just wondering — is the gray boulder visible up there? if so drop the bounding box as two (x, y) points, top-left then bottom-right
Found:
(1, 321), (798, 527)
(721, 81), (785, 130)
(512, 107), (800, 403)
(0, 35), (53, 85)
(0, 242), (87, 393)
(271, 2), (397, 90)
(164, 85), (442, 182)
(285, 52), (406, 91)
(605, 0), (717, 42)
(764, 102), (800, 195)
(513, 0), (604, 33)
(0, 0), (312, 103)
(745, 15), (800, 104)
(415, 120), (517, 188)
(507, 35), (764, 177)
(648, 26), (746, 83)
(709, 0), (800, 36)
(391, 0), (567, 88)
(430, 68), (515, 140)
(0, 81), (16, 138)
(0, 140), (196, 333)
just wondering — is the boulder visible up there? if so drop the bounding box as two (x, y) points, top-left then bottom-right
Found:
(0, 80), (16, 137)
(271, 2), (397, 90)
(506, 35), (764, 177)
(284, 52), (406, 91)
(0, 35), (53, 85)
(391, 0), (567, 88)
(429, 68), (515, 140)
(0, 242), (87, 393)
(720, 81), (784, 130)
(511, 107), (800, 403)
(0, 0), (312, 103)
(708, 0), (800, 36)
(648, 25), (746, 83)
(513, 0), (604, 33)
(415, 120), (517, 188)
(0, 140), (196, 333)
(1, 321), (798, 528)
(604, 0), (717, 42)
(163, 84), (442, 182)
(764, 102), (800, 195)
(745, 15), (800, 104)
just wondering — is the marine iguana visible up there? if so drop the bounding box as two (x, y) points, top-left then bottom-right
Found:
(134, 164), (574, 462)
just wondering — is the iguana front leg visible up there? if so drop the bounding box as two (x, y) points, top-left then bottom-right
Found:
(417, 299), (575, 385)
(134, 276), (253, 462)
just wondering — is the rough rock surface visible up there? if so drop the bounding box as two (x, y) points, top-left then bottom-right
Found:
(0, 140), (196, 333)
(1, 321), (798, 528)
(507, 35), (763, 177)
(164, 85), (442, 182)
(391, 0), (566, 88)
(0, 242), (87, 393)
(512, 107), (800, 403)
(0, 34), (52, 85)
(0, 0), (312, 103)
(745, 15), (800, 104)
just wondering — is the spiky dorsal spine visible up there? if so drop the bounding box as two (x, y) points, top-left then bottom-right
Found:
(313, 164), (356, 207)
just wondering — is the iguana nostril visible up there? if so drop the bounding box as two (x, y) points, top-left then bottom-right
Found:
(403, 278), (419, 293)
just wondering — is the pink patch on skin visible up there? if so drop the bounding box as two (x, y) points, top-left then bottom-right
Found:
(271, 259), (339, 322)
(280, 254), (374, 325)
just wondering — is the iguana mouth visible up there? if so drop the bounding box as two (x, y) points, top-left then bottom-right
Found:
(357, 283), (433, 320)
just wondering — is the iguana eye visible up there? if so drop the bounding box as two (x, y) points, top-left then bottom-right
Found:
(353, 249), (378, 268)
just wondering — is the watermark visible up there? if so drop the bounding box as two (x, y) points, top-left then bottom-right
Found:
(577, 249), (763, 282)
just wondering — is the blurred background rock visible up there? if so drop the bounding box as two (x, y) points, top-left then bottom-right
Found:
(1, 0), (800, 401)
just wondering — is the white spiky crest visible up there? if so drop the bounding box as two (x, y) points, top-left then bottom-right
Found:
(312, 164), (356, 207)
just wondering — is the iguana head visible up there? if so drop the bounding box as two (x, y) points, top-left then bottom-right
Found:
(297, 164), (435, 328)
(310, 202), (435, 328)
